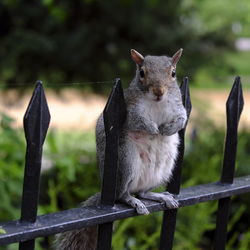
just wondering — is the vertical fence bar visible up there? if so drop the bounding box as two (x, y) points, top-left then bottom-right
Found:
(214, 76), (244, 250)
(159, 77), (192, 250)
(96, 78), (126, 250)
(19, 81), (50, 250)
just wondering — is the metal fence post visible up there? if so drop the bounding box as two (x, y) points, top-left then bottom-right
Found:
(96, 78), (126, 250)
(214, 76), (244, 250)
(19, 81), (50, 250)
(159, 77), (192, 250)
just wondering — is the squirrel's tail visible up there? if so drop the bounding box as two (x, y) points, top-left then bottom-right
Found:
(54, 193), (101, 250)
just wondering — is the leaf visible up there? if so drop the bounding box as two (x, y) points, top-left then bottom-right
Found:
(0, 227), (6, 234)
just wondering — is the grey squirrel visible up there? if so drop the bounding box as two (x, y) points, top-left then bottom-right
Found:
(55, 49), (187, 250)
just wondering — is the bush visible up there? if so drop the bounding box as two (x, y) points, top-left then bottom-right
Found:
(0, 113), (250, 249)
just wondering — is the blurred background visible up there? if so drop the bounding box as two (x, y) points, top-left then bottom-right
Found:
(1, 0), (250, 249)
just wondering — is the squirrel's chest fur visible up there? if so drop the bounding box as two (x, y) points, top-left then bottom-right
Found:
(126, 98), (179, 193)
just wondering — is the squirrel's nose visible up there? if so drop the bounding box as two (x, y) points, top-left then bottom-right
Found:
(153, 88), (164, 97)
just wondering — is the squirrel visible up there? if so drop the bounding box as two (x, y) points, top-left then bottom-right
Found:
(55, 49), (187, 250)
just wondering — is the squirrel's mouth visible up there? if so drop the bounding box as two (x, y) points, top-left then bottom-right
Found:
(155, 96), (163, 102)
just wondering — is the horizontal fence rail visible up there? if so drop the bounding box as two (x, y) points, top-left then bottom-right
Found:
(1, 175), (250, 246)
(0, 76), (249, 250)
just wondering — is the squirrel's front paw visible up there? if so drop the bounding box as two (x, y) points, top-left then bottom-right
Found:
(146, 122), (159, 135)
(123, 196), (149, 215)
(151, 125), (160, 135)
(159, 117), (186, 136)
(159, 123), (177, 136)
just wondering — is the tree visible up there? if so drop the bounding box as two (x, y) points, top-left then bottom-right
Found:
(0, 0), (248, 90)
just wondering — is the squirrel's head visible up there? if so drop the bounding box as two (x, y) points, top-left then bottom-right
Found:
(130, 48), (183, 102)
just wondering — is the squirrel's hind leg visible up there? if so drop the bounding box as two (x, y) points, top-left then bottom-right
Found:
(119, 192), (150, 215)
(137, 191), (179, 209)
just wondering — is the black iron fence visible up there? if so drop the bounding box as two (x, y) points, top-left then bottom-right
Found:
(0, 76), (249, 250)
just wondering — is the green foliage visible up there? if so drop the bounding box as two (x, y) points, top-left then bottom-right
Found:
(182, 0), (250, 36)
(2, 0), (249, 90)
(1, 112), (250, 249)
(40, 130), (100, 214)
(0, 113), (25, 221)
(193, 51), (250, 88)
(0, 115), (25, 250)
(0, 115), (100, 250)
(2, 1), (250, 248)
(0, 227), (6, 234)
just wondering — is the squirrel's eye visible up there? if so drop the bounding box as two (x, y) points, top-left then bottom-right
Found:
(140, 69), (145, 78)
(172, 69), (176, 78)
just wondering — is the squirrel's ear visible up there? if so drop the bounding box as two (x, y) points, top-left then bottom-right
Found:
(131, 49), (144, 66)
(172, 48), (183, 66)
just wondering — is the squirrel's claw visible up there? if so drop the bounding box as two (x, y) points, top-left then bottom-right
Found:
(120, 195), (150, 215)
(138, 191), (179, 209)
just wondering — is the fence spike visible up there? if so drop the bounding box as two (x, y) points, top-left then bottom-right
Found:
(214, 76), (244, 250)
(222, 76), (244, 184)
(226, 76), (244, 132)
(23, 80), (50, 147)
(101, 78), (126, 206)
(168, 77), (192, 195)
(159, 77), (192, 250)
(103, 78), (127, 138)
(180, 76), (192, 120)
(19, 81), (50, 250)
(97, 78), (126, 250)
